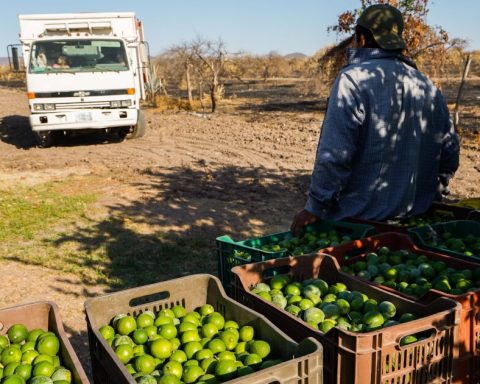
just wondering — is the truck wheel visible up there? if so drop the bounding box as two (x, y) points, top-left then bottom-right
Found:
(127, 110), (146, 139)
(35, 131), (53, 148)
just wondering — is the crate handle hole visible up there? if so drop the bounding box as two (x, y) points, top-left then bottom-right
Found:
(129, 291), (170, 307)
(398, 329), (436, 350)
(262, 265), (292, 279)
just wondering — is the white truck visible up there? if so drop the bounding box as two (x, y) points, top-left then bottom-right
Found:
(18, 12), (150, 147)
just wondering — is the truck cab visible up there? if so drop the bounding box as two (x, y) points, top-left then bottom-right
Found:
(19, 13), (150, 146)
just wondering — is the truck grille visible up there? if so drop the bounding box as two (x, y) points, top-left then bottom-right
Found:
(54, 101), (112, 110)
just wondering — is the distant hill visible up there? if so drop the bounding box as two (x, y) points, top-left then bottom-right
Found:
(0, 57), (10, 66)
(284, 52), (308, 59)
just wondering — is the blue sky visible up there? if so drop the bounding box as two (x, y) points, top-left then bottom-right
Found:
(1, 1), (479, 56)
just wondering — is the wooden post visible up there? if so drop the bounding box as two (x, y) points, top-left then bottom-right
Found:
(453, 54), (472, 130)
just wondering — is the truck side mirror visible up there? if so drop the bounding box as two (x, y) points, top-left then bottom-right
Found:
(7, 44), (24, 72)
(139, 41), (149, 64)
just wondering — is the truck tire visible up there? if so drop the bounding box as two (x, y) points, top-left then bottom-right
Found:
(35, 131), (53, 148)
(127, 110), (146, 139)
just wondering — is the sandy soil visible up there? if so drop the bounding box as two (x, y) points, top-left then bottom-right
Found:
(0, 81), (478, 379)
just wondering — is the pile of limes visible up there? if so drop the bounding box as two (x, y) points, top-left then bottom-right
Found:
(0, 323), (72, 384)
(424, 230), (480, 257)
(259, 230), (352, 256)
(251, 275), (417, 334)
(100, 304), (283, 384)
(342, 246), (480, 297)
(393, 212), (454, 228)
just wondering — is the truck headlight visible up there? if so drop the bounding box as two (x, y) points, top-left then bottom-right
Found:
(33, 104), (44, 111)
(44, 104), (55, 110)
(110, 101), (120, 108)
(120, 100), (132, 107)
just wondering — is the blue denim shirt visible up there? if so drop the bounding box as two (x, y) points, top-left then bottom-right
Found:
(305, 48), (460, 221)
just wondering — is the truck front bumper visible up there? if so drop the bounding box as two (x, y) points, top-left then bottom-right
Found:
(29, 109), (138, 132)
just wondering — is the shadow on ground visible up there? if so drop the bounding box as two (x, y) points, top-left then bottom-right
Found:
(64, 325), (92, 380)
(0, 114), (128, 149)
(6, 164), (308, 381)
(0, 115), (37, 149)
(11, 164), (310, 291)
(240, 99), (326, 113)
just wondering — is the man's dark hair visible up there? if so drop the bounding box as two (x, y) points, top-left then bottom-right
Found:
(356, 25), (404, 55)
(355, 25), (381, 48)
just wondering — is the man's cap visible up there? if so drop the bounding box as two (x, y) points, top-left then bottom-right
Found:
(356, 4), (407, 50)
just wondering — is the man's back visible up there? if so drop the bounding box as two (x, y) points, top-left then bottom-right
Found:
(306, 49), (459, 221)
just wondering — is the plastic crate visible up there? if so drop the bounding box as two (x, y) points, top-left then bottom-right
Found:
(321, 232), (480, 383)
(217, 220), (374, 293)
(345, 201), (480, 234)
(452, 198), (480, 211)
(408, 220), (480, 263)
(85, 274), (323, 384)
(0, 301), (89, 383)
(232, 254), (461, 384)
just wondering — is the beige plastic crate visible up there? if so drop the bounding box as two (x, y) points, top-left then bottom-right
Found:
(0, 301), (89, 383)
(85, 274), (323, 384)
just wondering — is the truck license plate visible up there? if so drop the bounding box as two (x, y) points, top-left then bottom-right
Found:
(76, 112), (92, 122)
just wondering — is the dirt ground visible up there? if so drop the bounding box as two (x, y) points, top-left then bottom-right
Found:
(0, 80), (478, 379)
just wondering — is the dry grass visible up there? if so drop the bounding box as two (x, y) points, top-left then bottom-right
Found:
(0, 65), (25, 84)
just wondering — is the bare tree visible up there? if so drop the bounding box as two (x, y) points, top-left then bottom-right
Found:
(144, 63), (167, 107)
(192, 37), (228, 113)
(165, 42), (196, 109)
(261, 51), (290, 82)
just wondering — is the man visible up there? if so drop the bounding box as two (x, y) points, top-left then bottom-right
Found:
(291, 4), (460, 234)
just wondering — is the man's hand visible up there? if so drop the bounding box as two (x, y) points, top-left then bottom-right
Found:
(291, 209), (319, 237)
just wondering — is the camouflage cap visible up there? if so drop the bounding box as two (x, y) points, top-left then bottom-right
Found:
(356, 4), (407, 50)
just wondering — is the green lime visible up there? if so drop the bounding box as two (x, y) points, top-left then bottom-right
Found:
(21, 350), (39, 365)
(150, 339), (172, 359)
(1, 374), (26, 384)
(136, 313), (155, 328)
(4, 362), (20, 377)
(14, 363), (32, 380)
(115, 344), (134, 364)
(33, 361), (55, 377)
(201, 323), (218, 339)
(378, 301), (396, 319)
(399, 313), (416, 323)
(400, 335), (418, 346)
(249, 340), (270, 359)
(169, 349), (187, 364)
(214, 359), (237, 381)
(183, 341), (202, 359)
(33, 354), (54, 366)
(205, 313), (225, 331)
(284, 284), (301, 296)
(2, 346), (22, 365)
(134, 354), (156, 375)
(51, 367), (72, 382)
(132, 329), (148, 345)
(363, 311), (385, 329)
(155, 316), (174, 327)
(319, 319), (336, 333)
(0, 335), (10, 350)
(163, 360), (183, 378)
(158, 374), (181, 384)
(182, 365), (204, 383)
(36, 335), (60, 357)
(7, 325), (28, 344)
(99, 325), (115, 340)
(116, 316), (137, 336)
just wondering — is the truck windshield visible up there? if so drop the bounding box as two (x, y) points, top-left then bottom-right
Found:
(29, 39), (129, 73)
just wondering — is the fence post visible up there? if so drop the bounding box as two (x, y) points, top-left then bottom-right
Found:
(453, 54), (472, 130)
